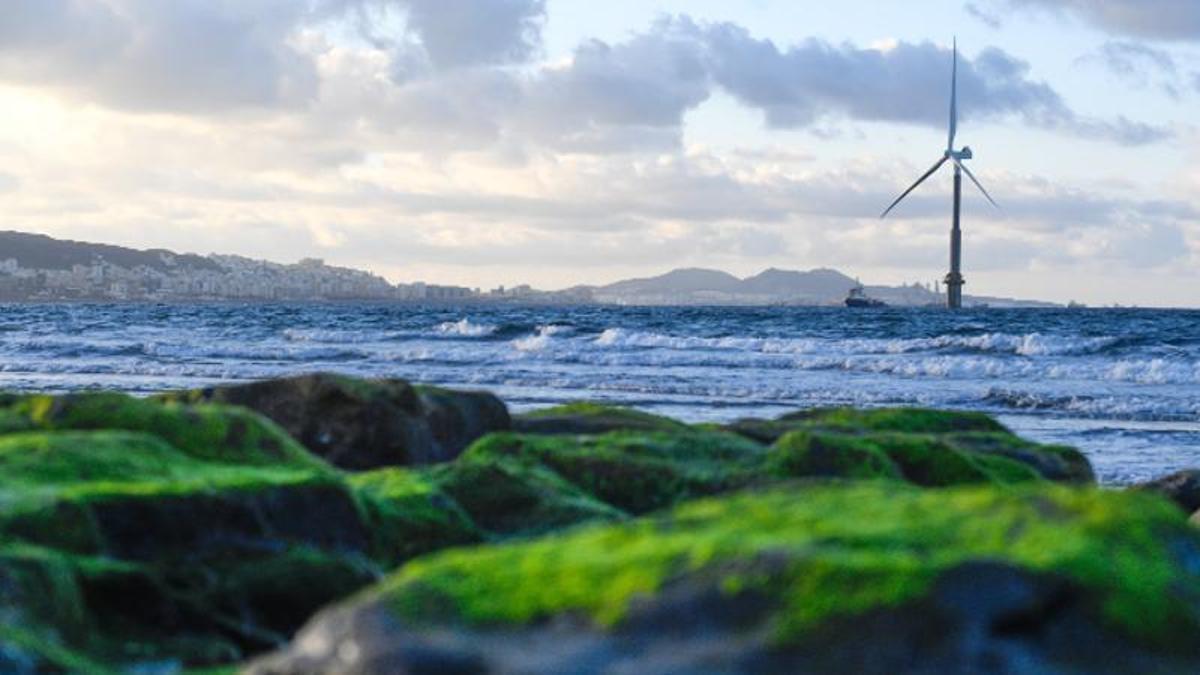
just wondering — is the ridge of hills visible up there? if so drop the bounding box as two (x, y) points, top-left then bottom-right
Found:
(0, 230), (222, 273)
(0, 230), (1054, 306)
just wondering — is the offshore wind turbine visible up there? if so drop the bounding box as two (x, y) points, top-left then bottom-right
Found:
(880, 39), (999, 310)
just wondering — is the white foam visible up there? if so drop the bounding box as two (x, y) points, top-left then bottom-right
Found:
(435, 319), (496, 337)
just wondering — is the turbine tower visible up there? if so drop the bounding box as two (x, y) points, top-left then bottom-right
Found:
(880, 39), (999, 309)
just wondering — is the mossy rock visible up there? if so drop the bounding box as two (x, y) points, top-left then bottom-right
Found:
(767, 431), (904, 481)
(514, 402), (689, 435)
(155, 373), (510, 470)
(943, 431), (1095, 484)
(3, 391), (327, 471)
(427, 455), (625, 537)
(350, 469), (483, 561)
(0, 622), (114, 674)
(728, 407), (1007, 444)
(464, 430), (768, 514)
(0, 425), (386, 670)
(0, 387), (1106, 672)
(248, 485), (1200, 674)
(770, 430), (1045, 487)
(0, 408), (33, 435)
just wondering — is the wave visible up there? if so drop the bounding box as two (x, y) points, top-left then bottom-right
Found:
(983, 388), (1200, 422)
(435, 319), (497, 338)
(143, 342), (368, 362)
(512, 324), (577, 352)
(281, 328), (408, 343)
(588, 328), (1137, 358)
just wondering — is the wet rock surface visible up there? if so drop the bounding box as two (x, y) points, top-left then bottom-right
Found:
(1135, 469), (1200, 514)
(247, 485), (1200, 675)
(157, 373), (511, 469)
(0, 377), (1192, 672)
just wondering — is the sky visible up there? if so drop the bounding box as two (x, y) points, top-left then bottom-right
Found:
(0, 0), (1198, 306)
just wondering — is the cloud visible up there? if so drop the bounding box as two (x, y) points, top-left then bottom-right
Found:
(0, 5), (1166, 149)
(965, 2), (1004, 29)
(513, 20), (712, 151)
(1076, 40), (1189, 99)
(699, 26), (1170, 145)
(316, 17), (1168, 154)
(704, 30), (1060, 128)
(324, 0), (547, 70)
(0, 0), (319, 113)
(399, 0), (545, 69)
(0, 0), (547, 114)
(981, 0), (1200, 41)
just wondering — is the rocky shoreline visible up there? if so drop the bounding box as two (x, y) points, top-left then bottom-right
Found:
(1, 374), (1197, 673)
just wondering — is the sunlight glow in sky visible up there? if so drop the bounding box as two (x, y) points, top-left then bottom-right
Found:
(0, 0), (1197, 306)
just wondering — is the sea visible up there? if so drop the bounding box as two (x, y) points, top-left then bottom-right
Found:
(0, 303), (1196, 485)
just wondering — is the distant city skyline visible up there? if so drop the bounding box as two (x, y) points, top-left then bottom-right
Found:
(0, 1), (1197, 306)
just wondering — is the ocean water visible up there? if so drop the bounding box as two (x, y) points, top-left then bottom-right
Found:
(0, 303), (1196, 485)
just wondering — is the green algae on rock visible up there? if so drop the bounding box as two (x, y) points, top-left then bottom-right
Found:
(0, 424), (386, 669)
(514, 402), (689, 435)
(428, 454), (626, 537)
(5, 392), (328, 471)
(0, 385), (1113, 672)
(767, 431), (1045, 487)
(0, 390), (494, 671)
(247, 484), (1200, 675)
(464, 430), (769, 515)
(349, 469), (483, 561)
(726, 406), (1008, 444)
(724, 407), (1093, 486)
(155, 373), (510, 470)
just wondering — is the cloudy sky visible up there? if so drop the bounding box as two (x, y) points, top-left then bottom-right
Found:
(1, 0), (1198, 306)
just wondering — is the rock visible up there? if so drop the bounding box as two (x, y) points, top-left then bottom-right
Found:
(768, 430), (1044, 487)
(428, 456), (624, 538)
(158, 374), (511, 470)
(727, 407), (1094, 485)
(942, 431), (1095, 484)
(727, 406), (1007, 444)
(0, 390), (1115, 671)
(0, 392), (485, 671)
(247, 484), (1200, 674)
(1135, 470), (1200, 514)
(0, 428), (376, 668)
(513, 402), (688, 435)
(464, 430), (769, 516)
(6, 390), (327, 469)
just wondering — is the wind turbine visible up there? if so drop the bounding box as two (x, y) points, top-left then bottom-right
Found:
(880, 39), (999, 309)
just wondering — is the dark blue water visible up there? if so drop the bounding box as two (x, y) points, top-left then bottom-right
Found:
(1, 303), (1197, 484)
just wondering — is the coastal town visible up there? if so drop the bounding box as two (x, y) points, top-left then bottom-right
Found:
(0, 231), (572, 303)
(0, 253), (488, 302)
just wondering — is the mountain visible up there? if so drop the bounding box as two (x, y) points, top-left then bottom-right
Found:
(0, 231), (223, 273)
(594, 266), (860, 305)
(740, 268), (857, 300)
(599, 268), (743, 296)
(592, 267), (1055, 307)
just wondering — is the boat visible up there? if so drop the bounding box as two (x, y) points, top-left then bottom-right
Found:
(845, 285), (887, 308)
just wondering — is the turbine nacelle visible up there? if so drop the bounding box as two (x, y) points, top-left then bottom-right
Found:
(946, 146), (972, 161)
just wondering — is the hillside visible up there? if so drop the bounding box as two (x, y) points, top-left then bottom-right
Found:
(0, 230), (223, 272)
(594, 266), (860, 305)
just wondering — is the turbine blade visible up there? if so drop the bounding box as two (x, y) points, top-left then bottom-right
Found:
(954, 159), (1000, 209)
(880, 157), (948, 218)
(948, 38), (958, 152)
